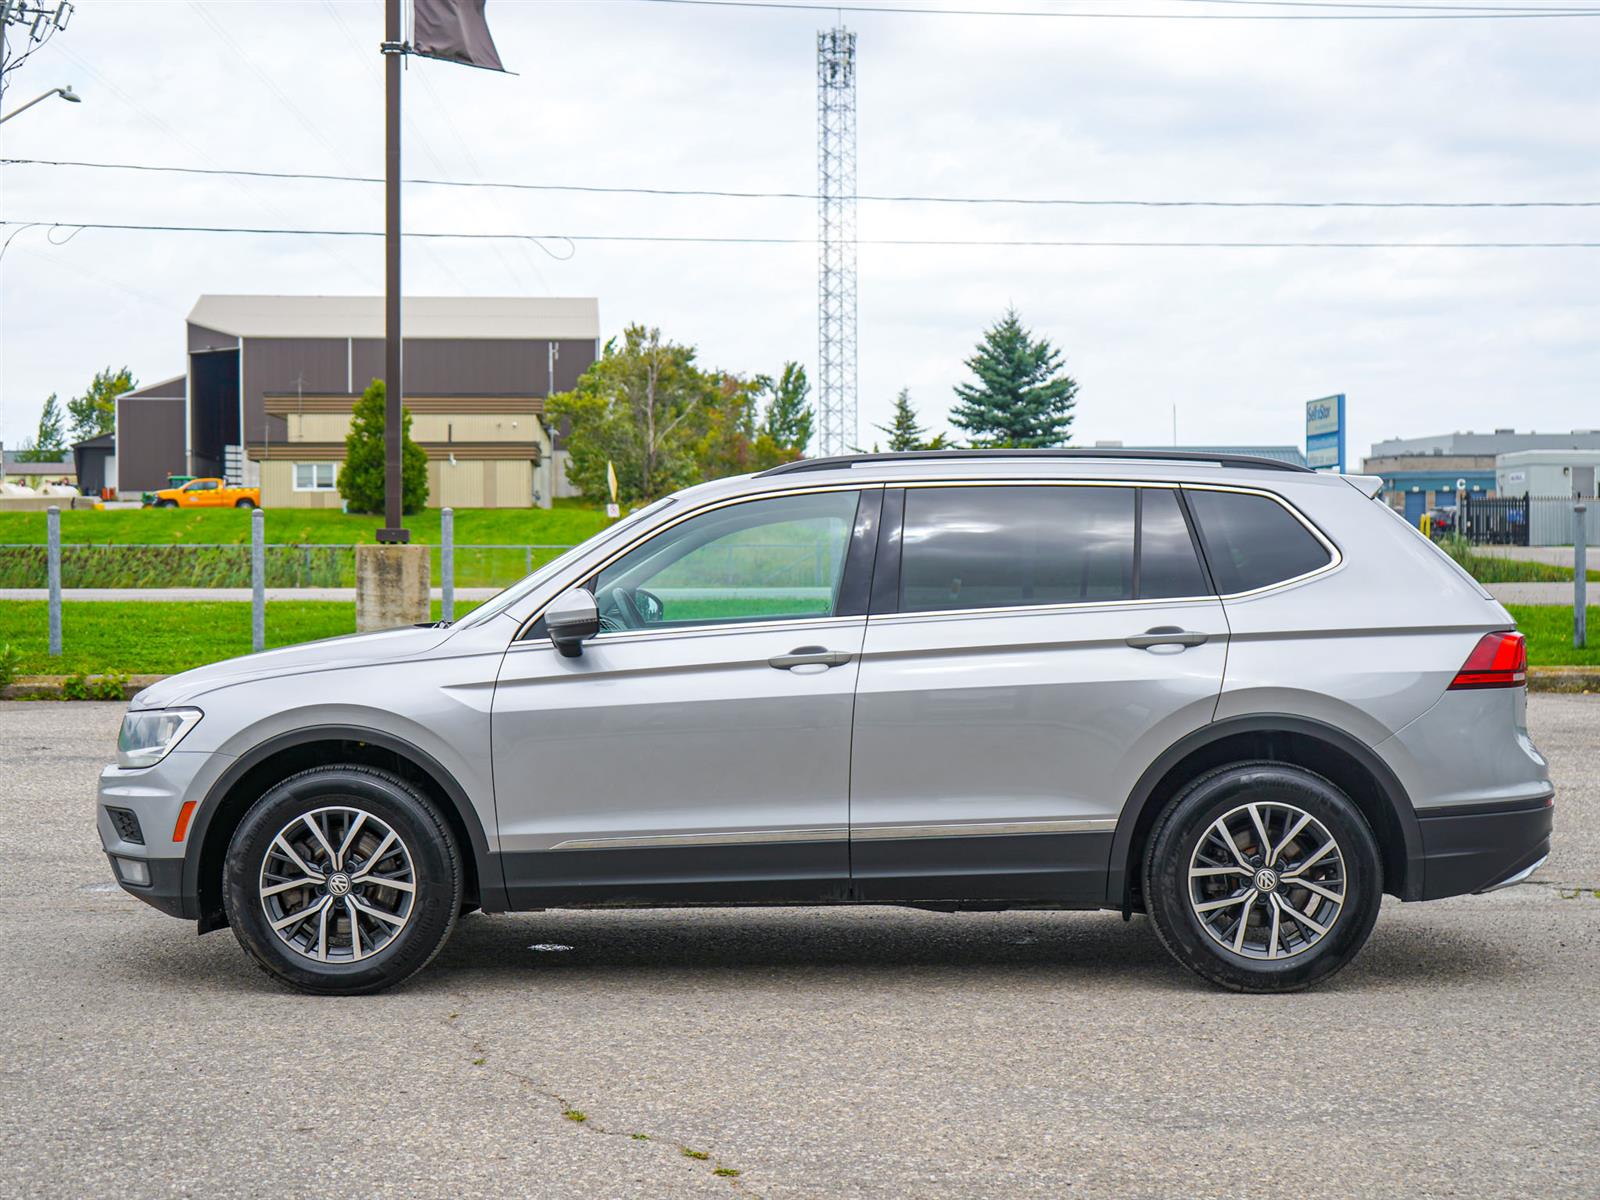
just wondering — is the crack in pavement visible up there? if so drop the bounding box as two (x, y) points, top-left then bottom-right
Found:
(439, 997), (766, 1198)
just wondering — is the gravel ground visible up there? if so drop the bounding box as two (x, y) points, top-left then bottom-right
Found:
(2, 698), (1596, 1200)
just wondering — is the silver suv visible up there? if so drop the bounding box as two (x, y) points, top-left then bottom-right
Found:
(97, 450), (1554, 994)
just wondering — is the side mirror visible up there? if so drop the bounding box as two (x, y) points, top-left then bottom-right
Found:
(546, 587), (600, 657)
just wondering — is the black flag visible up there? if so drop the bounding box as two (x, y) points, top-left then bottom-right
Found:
(412, 0), (506, 71)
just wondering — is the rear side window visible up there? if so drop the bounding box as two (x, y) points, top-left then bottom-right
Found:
(1138, 488), (1209, 599)
(899, 485), (1134, 613)
(1185, 488), (1332, 594)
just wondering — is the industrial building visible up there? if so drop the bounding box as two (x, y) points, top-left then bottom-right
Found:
(111, 295), (599, 509)
(1362, 428), (1600, 521)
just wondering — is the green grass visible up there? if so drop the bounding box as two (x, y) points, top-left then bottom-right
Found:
(1506, 605), (1600, 667)
(0, 599), (476, 676)
(0, 500), (607, 547)
(1436, 536), (1598, 584)
(4, 599), (1596, 678)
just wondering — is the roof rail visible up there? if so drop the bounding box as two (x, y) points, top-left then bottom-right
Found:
(758, 448), (1313, 477)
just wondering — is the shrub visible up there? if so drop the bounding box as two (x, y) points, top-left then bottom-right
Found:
(62, 671), (129, 701)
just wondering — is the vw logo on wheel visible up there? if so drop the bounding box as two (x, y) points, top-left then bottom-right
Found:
(327, 872), (352, 897)
(1253, 867), (1279, 893)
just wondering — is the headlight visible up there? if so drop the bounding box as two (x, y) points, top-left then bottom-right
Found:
(117, 708), (203, 769)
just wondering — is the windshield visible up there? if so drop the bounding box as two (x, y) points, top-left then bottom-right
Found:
(452, 497), (678, 628)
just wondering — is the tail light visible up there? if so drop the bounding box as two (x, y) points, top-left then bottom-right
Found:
(1449, 631), (1527, 690)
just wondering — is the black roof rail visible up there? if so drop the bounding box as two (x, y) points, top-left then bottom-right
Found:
(758, 448), (1313, 477)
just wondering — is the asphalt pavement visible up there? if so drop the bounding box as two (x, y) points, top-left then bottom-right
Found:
(2, 698), (1597, 1199)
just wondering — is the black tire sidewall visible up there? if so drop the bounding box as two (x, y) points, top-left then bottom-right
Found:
(223, 767), (462, 995)
(1144, 764), (1382, 992)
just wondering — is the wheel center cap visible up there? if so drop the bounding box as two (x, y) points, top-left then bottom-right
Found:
(327, 872), (352, 897)
(1253, 867), (1279, 893)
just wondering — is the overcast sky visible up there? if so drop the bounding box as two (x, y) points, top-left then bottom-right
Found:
(2, 0), (1598, 465)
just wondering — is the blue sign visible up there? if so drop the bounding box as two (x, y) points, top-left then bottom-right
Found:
(1305, 394), (1346, 472)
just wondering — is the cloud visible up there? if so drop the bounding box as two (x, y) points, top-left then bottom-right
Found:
(3, 0), (1598, 465)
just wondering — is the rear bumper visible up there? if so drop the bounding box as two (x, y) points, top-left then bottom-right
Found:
(1416, 791), (1554, 900)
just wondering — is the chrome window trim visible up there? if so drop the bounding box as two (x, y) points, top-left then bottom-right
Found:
(1179, 482), (1344, 600)
(865, 594), (1219, 626)
(514, 482), (879, 641)
(512, 476), (1339, 641)
(504, 613), (867, 653)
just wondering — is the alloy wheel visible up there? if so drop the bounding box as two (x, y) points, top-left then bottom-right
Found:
(258, 805), (417, 963)
(1187, 800), (1346, 961)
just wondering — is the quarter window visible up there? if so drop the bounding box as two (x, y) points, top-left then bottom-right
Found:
(592, 490), (861, 630)
(294, 462), (337, 491)
(899, 486), (1135, 613)
(1185, 488), (1332, 594)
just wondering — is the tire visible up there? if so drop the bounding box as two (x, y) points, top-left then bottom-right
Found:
(222, 765), (463, 995)
(234, 498), (256, 509)
(155, 499), (177, 508)
(1142, 762), (1382, 993)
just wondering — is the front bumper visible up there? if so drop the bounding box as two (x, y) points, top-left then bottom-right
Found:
(96, 749), (223, 921)
(1417, 791), (1555, 900)
(102, 852), (190, 918)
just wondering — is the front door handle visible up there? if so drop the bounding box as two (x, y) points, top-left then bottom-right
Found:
(1125, 626), (1209, 650)
(769, 646), (854, 670)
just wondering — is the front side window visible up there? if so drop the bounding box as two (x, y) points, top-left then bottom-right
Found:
(184, 479), (218, 492)
(1185, 487), (1332, 594)
(294, 462), (337, 491)
(899, 486), (1135, 613)
(592, 490), (861, 631)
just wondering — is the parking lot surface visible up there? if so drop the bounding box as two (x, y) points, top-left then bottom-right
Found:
(3, 697), (1597, 1199)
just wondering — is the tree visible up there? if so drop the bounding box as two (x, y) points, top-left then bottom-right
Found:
(875, 388), (952, 452)
(67, 367), (136, 443)
(15, 394), (68, 462)
(547, 326), (719, 504)
(757, 362), (813, 456)
(338, 378), (429, 514)
(950, 308), (1077, 448)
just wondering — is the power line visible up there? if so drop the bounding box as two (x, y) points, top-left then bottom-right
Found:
(8, 157), (1599, 210)
(631, 0), (1600, 20)
(7, 218), (1599, 249)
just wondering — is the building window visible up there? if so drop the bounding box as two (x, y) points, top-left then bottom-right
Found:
(293, 462), (337, 491)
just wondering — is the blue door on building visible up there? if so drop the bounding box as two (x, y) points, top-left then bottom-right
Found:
(1403, 492), (1426, 524)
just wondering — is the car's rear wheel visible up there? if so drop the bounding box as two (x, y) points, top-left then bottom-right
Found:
(234, 498), (256, 509)
(222, 765), (462, 995)
(1143, 762), (1382, 992)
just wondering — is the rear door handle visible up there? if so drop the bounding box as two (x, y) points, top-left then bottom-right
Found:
(1125, 626), (1209, 650)
(768, 646), (854, 670)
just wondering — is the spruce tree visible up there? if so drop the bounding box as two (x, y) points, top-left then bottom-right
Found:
(950, 308), (1077, 448)
(875, 388), (950, 451)
(338, 379), (429, 514)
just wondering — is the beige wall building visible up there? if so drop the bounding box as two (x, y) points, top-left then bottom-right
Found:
(115, 294), (600, 509)
(252, 393), (557, 510)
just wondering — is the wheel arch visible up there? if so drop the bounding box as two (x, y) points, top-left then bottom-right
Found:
(186, 725), (505, 933)
(1108, 715), (1423, 911)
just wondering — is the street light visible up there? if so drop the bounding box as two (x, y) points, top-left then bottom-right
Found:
(0, 84), (80, 124)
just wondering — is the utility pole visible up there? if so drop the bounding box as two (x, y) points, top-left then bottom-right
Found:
(1, 2), (74, 102)
(378, 0), (407, 544)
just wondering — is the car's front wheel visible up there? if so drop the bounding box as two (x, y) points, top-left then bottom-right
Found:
(222, 765), (462, 995)
(1143, 762), (1382, 992)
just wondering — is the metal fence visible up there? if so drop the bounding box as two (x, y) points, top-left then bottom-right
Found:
(1460, 493), (1600, 547)
(0, 541), (579, 590)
